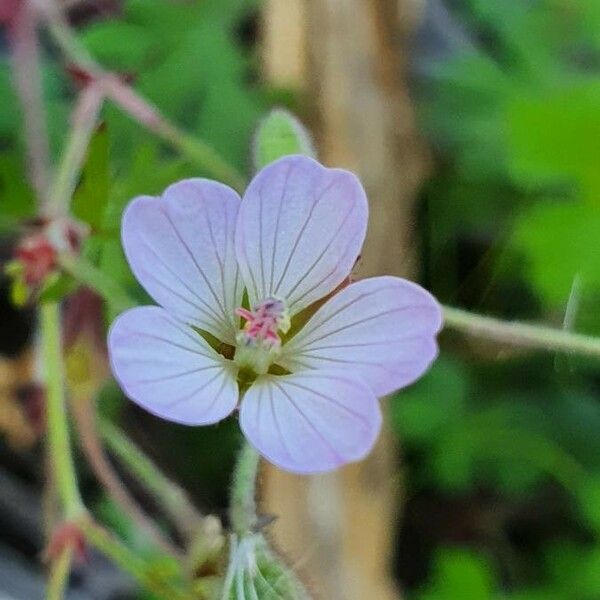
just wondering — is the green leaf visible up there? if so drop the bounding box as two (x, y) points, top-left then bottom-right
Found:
(576, 475), (600, 533)
(0, 152), (36, 220)
(511, 202), (600, 305)
(252, 109), (316, 171)
(80, 21), (153, 71)
(507, 83), (600, 202)
(418, 548), (495, 600)
(71, 124), (110, 230)
(196, 79), (263, 169)
(390, 355), (469, 445)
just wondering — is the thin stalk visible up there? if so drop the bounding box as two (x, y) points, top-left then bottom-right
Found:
(79, 518), (189, 600)
(153, 117), (246, 193)
(59, 254), (136, 314)
(99, 419), (202, 542)
(70, 395), (180, 555)
(41, 0), (98, 72)
(46, 547), (73, 600)
(443, 305), (600, 359)
(48, 83), (105, 217)
(100, 77), (246, 192)
(8, 0), (51, 209)
(229, 441), (261, 537)
(40, 301), (85, 519)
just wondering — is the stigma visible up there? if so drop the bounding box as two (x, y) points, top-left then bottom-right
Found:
(234, 297), (290, 375)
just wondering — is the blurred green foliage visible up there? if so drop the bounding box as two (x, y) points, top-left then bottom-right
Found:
(418, 549), (495, 600)
(394, 0), (600, 597)
(420, 0), (600, 317)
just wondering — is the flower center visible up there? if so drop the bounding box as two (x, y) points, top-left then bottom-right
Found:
(234, 297), (290, 375)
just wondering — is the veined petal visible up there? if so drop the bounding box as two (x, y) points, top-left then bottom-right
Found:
(239, 370), (381, 474)
(108, 307), (239, 425)
(235, 155), (367, 315)
(278, 276), (443, 397)
(122, 179), (242, 344)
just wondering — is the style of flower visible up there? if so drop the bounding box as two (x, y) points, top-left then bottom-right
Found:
(108, 155), (442, 474)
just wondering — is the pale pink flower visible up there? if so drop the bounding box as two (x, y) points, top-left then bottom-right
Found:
(108, 156), (442, 473)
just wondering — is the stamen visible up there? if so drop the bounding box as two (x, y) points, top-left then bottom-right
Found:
(235, 297), (290, 350)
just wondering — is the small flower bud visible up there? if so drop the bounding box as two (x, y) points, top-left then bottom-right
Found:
(7, 217), (87, 305)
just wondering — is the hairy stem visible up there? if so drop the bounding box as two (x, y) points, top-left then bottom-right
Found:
(443, 305), (600, 359)
(59, 254), (136, 314)
(46, 547), (73, 600)
(100, 77), (246, 192)
(41, 301), (85, 520)
(48, 83), (105, 217)
(70, 395), (180, 555)
(99, 419), (202, 542)
(79, 517), (189, 600)
(8, 0), (51, 210)
(229, 441), (261, 537)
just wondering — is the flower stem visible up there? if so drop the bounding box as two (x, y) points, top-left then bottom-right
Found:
(48, 84), (105, 218)
(59, 254), (136, 314)
(40, 301), (85, 520)
(8, 0), (51, 210)
(99, 419), (202, 541)
(78, 517), (189, 600)
(443, 305), (600, 359)
(151, 116), (246, 192)
(229, 441), (261, 537)
(46, 547), (73, 600)
(70, 395), (180, 555)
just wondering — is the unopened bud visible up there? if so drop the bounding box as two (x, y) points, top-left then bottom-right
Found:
(8, 217), (87, 305)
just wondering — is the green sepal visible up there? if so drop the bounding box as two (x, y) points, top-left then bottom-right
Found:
(252, 108), (316, 171)
(223, 534), (311, 599)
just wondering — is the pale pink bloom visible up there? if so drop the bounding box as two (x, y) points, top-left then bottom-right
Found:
(108, 156), (442, 473)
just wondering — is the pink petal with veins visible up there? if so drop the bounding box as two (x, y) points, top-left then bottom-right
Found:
(109, 307), (238, 425)
(235, 155), (367, 315)
(279, 276), (442, 397)
(240, 369), (381, 473)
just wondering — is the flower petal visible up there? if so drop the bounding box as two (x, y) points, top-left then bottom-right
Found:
(108, 306), (239, 425)
(279, 276), (442, 397)
(235, 155), (368, 315)
(239, 370), (381, 474)
(122, 179), (242, 344)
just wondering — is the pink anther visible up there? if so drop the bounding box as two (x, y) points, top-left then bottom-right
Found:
(235, 298), (288, 348)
